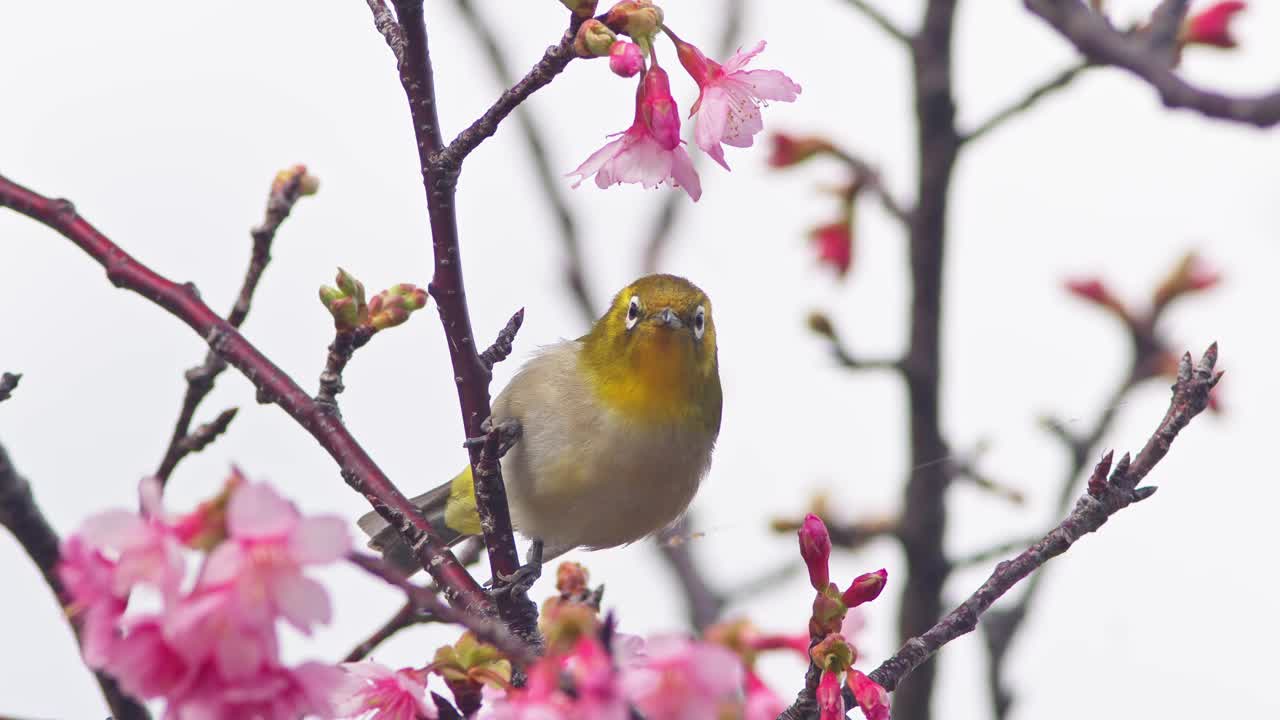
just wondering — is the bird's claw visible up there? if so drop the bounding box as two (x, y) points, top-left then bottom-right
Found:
(489, 539), (543, 599)
(463, 418), (523, 458)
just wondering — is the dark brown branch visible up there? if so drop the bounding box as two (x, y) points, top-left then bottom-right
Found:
(641, 0), (745, 273)
(0, 173), (491, 612)
(155, 168), (311, 485)
(844, 0), (912, 45)
(1025, 0), (1280, 127)
(960, 61), (1092, 145)
(344, 600), (434, 663)
(867, 344), (1219, 692)
(316, 326), (376, 413)
(1145, 0), (1191, 66)
(0, 372), (20, 403)
(348, 551), (538, 667)
(0, 442), (151, 720)
(453, 0), (595, 324)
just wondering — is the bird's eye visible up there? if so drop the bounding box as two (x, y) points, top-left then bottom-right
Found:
(693, 305), (706, 340)
(626, 295), (642, 330)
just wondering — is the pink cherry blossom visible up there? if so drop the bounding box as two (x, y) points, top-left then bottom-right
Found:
(848, 669), (891, 720)
(564, 637), (628, 720)
(196, 481), (351, 634)
(163, 584), (281, 681)
(104, 616), (191, 700)
(621, 635), (744, 720)
(57, 535), (127, 666)
(482, 663), (571, 720)
(76, 476), (186, 598)
(165, 661), (351, 720)
(676, 39), (801, 169)
(336, 662), (435, 720)
(569, 69), (702, 201)
(744, 670), (785, 720)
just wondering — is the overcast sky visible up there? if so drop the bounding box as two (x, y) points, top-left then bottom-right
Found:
(2, 1), (1278, 718)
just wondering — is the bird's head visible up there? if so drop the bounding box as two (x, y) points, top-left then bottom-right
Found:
(581, 274), (722, 430)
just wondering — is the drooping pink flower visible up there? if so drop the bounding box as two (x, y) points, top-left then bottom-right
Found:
(196, 481), (351, 635)
(76, 477), (186, 599)
(336, 662), (435, 720)
(743, 670), (785, 720)
(609, 40), (645, 77)
(848, 669), (891, 720)
(621, 636), (743, 720)
(104, 617), (191, 700)
(165, 660), (351, 720)
(675, 39), (801, 169)
(798, 513), (832, 591)
(569, 69), (702, 201)
(58, 535), (127, 667)
(811, 222), (853, 276)
(1183, 1), (1246, 48)
(817, 669), (845, 720)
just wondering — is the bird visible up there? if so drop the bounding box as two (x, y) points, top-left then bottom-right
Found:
(358, 273), (723, 576)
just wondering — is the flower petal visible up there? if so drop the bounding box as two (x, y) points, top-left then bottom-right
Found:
(289, 516), (351, 565)
(272, 572), (332, 632)
(722, 40), (767, 74)
(738, 68), (802, 102)
(227, 482), (298, 539)
(669, 147), (703, 201)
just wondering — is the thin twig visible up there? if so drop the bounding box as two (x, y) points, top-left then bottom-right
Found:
(1025, 0), (1280, 127)
(0, 174), (491, 612)
(960, 61), (1092, 145)
(1145, 0), (1191, 66)
(0, 442), (151, 720)
(315, 326), (376, 413)
(867, 344), (1219, 692)
(0, 373), (20, 403)
(154, 168), (311, 486)
(453, 0), (595, 324)
(845, 0), (912, 45)
(829, 149), (913, 224)
(348, 552), (538, 667)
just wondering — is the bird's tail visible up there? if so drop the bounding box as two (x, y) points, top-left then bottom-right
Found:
(356, 466), (482, 575)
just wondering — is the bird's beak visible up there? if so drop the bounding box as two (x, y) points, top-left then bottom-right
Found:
(654, 307), (684, 329)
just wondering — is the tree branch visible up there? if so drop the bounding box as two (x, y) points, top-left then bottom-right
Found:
(868, 344), (1219, 692)
(315, 326), (376, 413)
(0, 441), (151, 720)
(154, 168), (311, 485)
(844, 0), (912, 46)
(453, 0), (595, 324)
(1025, 0), (1280, 127)
(959, 61), (1092, 146)
(0, 173), (491, 613)
(0, 372), (20, 403)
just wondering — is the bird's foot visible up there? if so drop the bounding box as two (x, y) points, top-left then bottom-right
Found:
(463, 418), (523, 458)
(489, 539), (543, 600)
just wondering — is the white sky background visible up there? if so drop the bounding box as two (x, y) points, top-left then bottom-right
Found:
(2, 0), (1278, 717)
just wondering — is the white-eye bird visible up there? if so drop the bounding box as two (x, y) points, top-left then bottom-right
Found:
(358, 274), (723, 573)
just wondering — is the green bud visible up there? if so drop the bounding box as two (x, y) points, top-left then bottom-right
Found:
(810, 633), (856, 673)
(574, 19), (618, 58)
(368, 283), (429, 331)
(319, 268), (370, 332)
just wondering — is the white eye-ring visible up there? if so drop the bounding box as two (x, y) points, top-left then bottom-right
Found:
(626, 295), (642, 330)
(693, 304), (706, 340)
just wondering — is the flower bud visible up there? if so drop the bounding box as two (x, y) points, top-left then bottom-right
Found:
(811, 220), (853, 277)
(1063, 277), (1128, 319)
(806, 311), (835, 339)
(810, 633), (855, 673)
(271, 164), (320, 197)
(540, 599), (601, 654)
(1181, 1), (1246, 49)
(798, 513), (832, 591)
(609, 40), (645, 77)
(603, 1), (664, 46)
(809, 590), (846, 639)
(1151, 252), (1220, 313)
(574, 19), (617, 58)
(367, 283), (428, 331)
(817, 670), (845, 720)
(841, 568), (887, 608)
(847, 669), (891, 720)
(559, 0), (598, 18)
(172, 468), (246, 551)
(556, 561), (590, 597)
(769, 133), (833, 168)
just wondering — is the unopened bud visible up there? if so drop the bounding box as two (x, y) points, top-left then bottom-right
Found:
(603, 1), (664, 47)
(807, 312), (835, 339)
(798, 513), (832, 591)
(609, 40), (645, 77)
(817, 669), (845, 720)
(769, 133), (833, 168)
(319, 268), (369, 332)
(368, 283), (428, 331)
(556, 561), (590, 596)
(810, 633), (855, 673)
(271, 164), (319, 197)
(847, 669), (891, 720)
(1152, 252), (1220, 313)
(1181, 1), (1246, 49)
(809, 590), (845, 639)
(540, 600), (601, 654)
(574, 19), (617, 58)
(841, 568), (887, 608)
(559, 0), (598, 18)
(1063, 277), (1128, 319)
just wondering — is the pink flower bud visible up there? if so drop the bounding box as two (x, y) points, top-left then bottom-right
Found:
(640, 66), (682, 151)
(1152, 252), (1221, 312)
(798, 513), (832, 591)
(817, 670), (845, 720)
(810, 592), (846, 640)
(769, 133), (832, 168)
(848, 669), (891, 720)
(811, 221), (853, 276)
(1182, 1), (1246, 49)
(1063, 277), (1128, 318)
(609, 41), (645, 77)
(841, 568), (887, 608)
